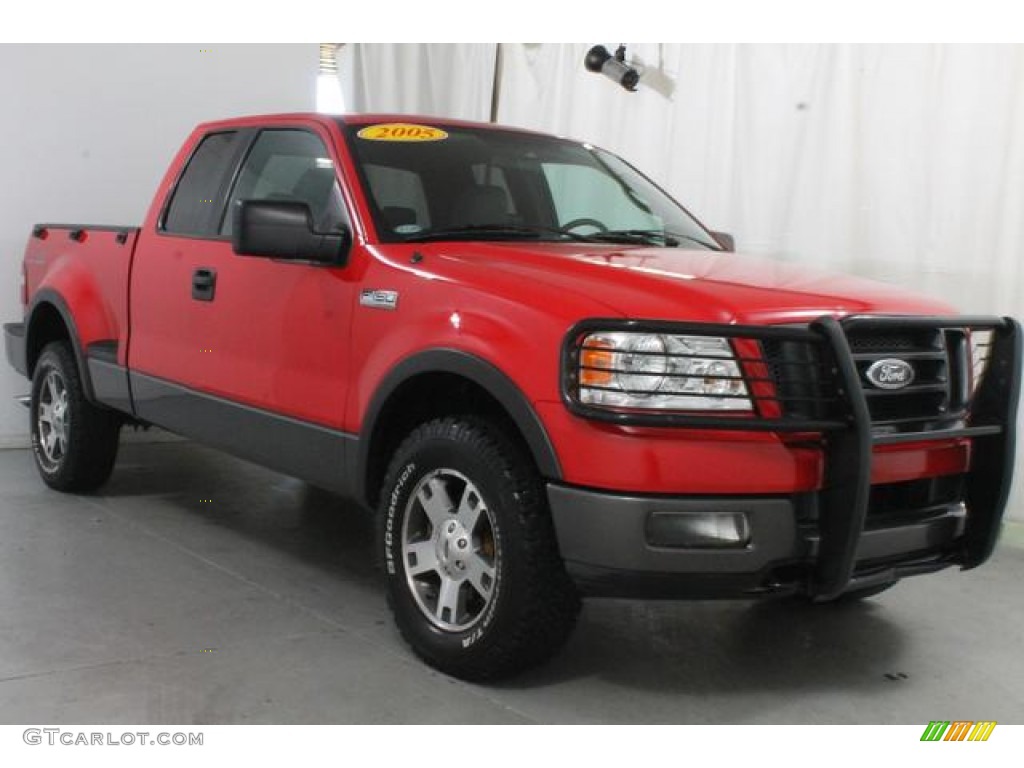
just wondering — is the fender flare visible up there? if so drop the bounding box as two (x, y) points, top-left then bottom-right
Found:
(25, 288), (97, 403)
(356, 349), (562, 504)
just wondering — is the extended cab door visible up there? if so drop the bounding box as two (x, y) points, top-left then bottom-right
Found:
(129, 124), (359, 490)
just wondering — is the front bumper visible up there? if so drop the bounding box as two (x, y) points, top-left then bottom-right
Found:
(548, 484), (965, 598)
(553, 314), (1021, 600)
(4, 322), (27, 377)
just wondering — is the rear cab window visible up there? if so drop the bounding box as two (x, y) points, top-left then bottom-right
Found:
(161, 131), (243, 236)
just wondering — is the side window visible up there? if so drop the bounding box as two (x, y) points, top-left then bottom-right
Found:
(163, 131), (240, 236)
(363, 164), (431, 234)
(221, 130), (349, 236)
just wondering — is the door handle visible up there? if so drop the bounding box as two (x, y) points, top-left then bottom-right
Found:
(192, 267), (216, 302)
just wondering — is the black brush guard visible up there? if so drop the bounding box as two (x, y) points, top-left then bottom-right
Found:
(562, 315), (1022, 600)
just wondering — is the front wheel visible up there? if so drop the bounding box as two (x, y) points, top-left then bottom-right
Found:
(379, 417), (580, 680)
(30, 341), (121, 492)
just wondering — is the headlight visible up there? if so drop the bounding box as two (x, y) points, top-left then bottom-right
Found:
(614, 334), (669, 395)
(577, 331), (752, 411)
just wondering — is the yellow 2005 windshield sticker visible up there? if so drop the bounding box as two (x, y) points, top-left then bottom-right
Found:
(357, 123), (449, 142)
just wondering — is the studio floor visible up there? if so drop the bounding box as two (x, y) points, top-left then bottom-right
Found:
(0, 439), (1021, 724)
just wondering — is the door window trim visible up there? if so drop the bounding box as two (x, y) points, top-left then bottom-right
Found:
(156, 123), (357, 246)
(216, 127), (351, 238)
(157, 128), (255, 240)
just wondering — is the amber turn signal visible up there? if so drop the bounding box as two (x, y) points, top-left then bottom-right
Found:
(580, 339), (615, 387)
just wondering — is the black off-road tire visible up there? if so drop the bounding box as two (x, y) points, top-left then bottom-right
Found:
(30, 341), (121, 492)
(379, 416), (581, 681)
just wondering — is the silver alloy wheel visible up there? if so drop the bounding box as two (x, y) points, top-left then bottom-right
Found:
(36, 369), (69, 470)
(401, 468), (498, 632)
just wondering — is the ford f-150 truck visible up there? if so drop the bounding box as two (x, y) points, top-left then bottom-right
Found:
(4, 113), (1021, 680)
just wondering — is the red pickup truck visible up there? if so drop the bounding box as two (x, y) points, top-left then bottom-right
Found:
(4, 113), (1021, 680)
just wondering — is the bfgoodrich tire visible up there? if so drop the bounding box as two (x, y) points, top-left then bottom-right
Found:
(379, 416), (580, 681)
(30, 341), (121, 492)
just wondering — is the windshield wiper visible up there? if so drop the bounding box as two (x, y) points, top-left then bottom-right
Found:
(404, 224), (591, 243)
(579, 229), (721, 250)
(403, 224), (721, 250)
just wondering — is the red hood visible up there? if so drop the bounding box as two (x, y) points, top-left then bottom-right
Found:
(425, 242), (955, 324)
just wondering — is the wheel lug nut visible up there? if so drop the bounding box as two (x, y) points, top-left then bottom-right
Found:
(455, 560), (465, 570)
(457, 539), (467, 549)
(447, 522), (456, 533)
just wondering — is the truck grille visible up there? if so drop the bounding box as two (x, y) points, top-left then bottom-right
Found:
(762, 322), (972, 434)
(847, 327), (968, 432)
(865, 474), (965, 527)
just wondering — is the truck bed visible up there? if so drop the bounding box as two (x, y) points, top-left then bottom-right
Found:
(24, 223), (140, 368)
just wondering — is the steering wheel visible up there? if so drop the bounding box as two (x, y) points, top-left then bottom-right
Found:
(562, 217), (609, 234)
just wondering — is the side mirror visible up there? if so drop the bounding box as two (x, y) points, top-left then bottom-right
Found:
(710, 231), (735, 252)
(232, 200), (350, 266)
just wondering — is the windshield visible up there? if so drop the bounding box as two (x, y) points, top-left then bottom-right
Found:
(340, 121), (720, 250)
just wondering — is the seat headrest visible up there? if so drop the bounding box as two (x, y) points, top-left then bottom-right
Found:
(293, 167), (336, 206)
(382, 206), (417, 229)
(450, 184), (510, 227)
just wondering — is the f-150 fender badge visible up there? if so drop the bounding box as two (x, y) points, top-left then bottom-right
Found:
(360, 289), (399, 311)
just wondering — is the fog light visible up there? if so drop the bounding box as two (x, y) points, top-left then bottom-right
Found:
(645, 511), (751, 549)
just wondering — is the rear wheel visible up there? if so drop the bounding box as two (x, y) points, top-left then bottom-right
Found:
(30, 341), (120, 492)
(379, 416), (580, 680)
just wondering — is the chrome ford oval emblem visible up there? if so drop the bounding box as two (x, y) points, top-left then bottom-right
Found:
(865, 358), (915, 390)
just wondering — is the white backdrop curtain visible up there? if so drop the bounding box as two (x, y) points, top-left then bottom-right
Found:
(498, 44), (1024, 315)
(339, 43), (1024, 519)
(337, 43), (496, 121)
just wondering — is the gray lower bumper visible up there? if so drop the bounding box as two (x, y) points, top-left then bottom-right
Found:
(4, 322), (27, 377)
(549, 485), (797, 575)
(547, 483), (965, 598)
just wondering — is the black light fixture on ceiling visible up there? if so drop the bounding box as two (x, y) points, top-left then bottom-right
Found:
(584, 44), (640, 92)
